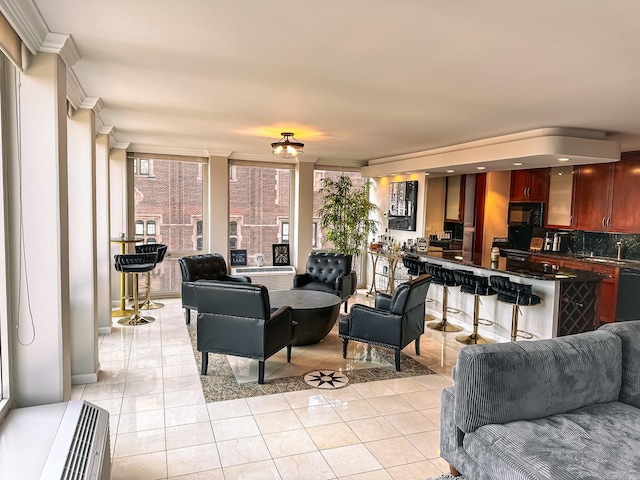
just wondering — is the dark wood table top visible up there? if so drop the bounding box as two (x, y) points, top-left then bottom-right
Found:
(269, 289), (341, 310)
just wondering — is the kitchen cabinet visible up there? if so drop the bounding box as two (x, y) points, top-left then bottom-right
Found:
(445, 175), (465, 222)
(546, 166), (573, 227)
(573, 153), (640, 233)
(510, 168), (549, 202)
(527, 253), (619, 325)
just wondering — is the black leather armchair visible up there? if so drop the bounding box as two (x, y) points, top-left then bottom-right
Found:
(339, 274), (432, 371)
(293, 252), (355, 312)
(194, 281), (294, 384)
(178, 253), (251, 324)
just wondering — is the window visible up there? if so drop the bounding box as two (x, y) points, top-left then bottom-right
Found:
(140, 159), (150, 175)
(229, 161), (293, 266)
(281, 222), (289, 243)
(147, 238), (156, 244)
(312, 222), (318, 248)
(133, 160), (137, 175)
(134, 156), (205, 293)
(229, 221), (237, 236)
(135, 220), (144, 235)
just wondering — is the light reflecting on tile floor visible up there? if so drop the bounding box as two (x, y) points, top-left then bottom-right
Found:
(76, 292), (467, 479)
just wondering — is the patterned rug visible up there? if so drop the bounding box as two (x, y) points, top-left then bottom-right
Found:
(426, 475), (463, 480)
(187, 322), (436, 402)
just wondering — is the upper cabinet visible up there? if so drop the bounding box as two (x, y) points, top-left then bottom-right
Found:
(445, 175), (465, 222)
(546, 166), (574, 228)
(510, 168), (550, 202)
(573, 153), (640, 232)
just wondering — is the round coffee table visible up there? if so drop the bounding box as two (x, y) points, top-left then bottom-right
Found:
(269, 290), (341, 346)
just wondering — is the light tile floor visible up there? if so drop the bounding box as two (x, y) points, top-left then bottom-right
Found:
(74, 291), (467, 480)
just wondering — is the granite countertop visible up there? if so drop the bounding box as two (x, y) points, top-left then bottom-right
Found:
(503, 248), (640, 270)
(412, 253), (605, 282)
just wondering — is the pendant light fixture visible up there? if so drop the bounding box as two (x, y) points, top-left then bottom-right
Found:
(271, 132), (304, 158)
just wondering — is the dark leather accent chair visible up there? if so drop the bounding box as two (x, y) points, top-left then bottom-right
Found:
(293, 252), (355, 312)
(178, 253), (251, 324)
(339, 274), (432, 371)
(194, 281), (294, 384)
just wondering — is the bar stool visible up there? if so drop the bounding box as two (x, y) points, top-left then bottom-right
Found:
(114, 252), (158, 326)
(490, 275), (540, 342)
(135, 243), (168, 310)
(453, 271), (495, 345)
(426, 264), (463, 332)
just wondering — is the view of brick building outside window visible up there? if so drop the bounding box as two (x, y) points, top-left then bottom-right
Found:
(134, 158), (367, 294)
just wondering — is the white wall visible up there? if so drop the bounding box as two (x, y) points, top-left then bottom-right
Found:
(95, 134), (112, 334)
(208, 156), (228, 255)
(294, 160), (315, 272)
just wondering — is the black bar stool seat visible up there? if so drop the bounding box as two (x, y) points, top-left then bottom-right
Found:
(426, 264), (463, 332)
(114, 252), (158, 326)
(454, 270), (496, 345)
(490, 275), (541, 341)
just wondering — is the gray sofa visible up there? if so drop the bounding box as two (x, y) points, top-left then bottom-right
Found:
(440, 320), (640, 479)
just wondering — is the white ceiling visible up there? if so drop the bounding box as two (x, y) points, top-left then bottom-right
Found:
(11, 0), (640, 172)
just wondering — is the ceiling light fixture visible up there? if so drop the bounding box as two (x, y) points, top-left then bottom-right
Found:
(558, 157), (570, 162)
(271, 132), (304, 158)
(446, 170), (455, 173)
(477, 166), (486, 170)
(513, 162), (523, 166)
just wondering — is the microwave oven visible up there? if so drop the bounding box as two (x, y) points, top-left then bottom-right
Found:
(508, 202), (544, 227)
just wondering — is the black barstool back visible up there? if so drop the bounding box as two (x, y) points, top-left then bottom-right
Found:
(135, 243), (168, 310)
(114, 252), (158, 326)
(490, 275), (541, 341)
(427, 265), (463, 333)
(455, 271), (495, 345)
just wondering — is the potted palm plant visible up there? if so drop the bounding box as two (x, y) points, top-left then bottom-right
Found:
(318, 175), (379, 258)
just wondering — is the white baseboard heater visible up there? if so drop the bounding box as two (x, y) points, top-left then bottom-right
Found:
(0, 400), (111, 480)
(231, 265), (296, 291)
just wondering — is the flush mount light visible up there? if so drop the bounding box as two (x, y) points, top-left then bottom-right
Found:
(425, 173), (430, 176)
(271, 132), (304, 158)
(513, 162), (523, 166)
(558, 157), (570, 162)
(446, 169), (455, 173)
(477, 166), (486, 170)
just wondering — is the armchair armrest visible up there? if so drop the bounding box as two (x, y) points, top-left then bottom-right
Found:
(335, 273), (353, 300)
(268, 305), (293, 324)
(293, 273), (313, 288)
(227, 275), (252, 283)
(347, 304), (402, 346)
(374, 293), (392, 311)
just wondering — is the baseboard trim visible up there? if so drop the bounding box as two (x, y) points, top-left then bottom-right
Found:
(98, 326), (112, 335)
(72, 372), (98, 385)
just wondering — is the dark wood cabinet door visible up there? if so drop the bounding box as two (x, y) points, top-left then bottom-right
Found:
(609, 153), (640, 233)
(510, 168), (549, 201)
(596, 265), (619, 324)
(573, 163), (612, 231)
(510, 170), (530, 201)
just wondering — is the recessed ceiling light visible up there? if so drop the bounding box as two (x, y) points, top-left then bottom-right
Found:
(558, 157), (570, 162)
(446, 170), (455, 173)
(476, 166), (486, 170)
(424, 172), (430, 176)
(513, 162), (523, 166)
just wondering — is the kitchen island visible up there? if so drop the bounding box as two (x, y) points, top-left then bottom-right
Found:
(407, 254), (604, 342)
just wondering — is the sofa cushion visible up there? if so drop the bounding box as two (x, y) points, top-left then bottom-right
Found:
(455, 330), (622, 433)
(464, 401), (640, 480)
(599, 320), (640, 408)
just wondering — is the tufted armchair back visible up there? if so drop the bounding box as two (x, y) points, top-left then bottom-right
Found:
(179, 253), (229, 282)
(305, 252), (353, 284)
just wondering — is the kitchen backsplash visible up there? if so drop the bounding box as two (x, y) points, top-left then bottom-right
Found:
(570, 231), (640, 260)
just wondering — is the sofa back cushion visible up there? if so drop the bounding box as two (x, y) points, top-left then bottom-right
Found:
(600, 321), (640, 408)
(455, 330), (622, 433)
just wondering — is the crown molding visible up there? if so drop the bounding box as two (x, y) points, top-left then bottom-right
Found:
(79, 97), (104, 112)
(129, 144), (210, 158)
(0, 0), (47, 54)
(65, 68), (85, 110)
(40, 32), (79, 66)
(97, 124), (113, 136)
(111, 141), (130, 150)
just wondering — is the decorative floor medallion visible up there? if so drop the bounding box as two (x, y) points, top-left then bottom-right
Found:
(303, 370), (349, 389)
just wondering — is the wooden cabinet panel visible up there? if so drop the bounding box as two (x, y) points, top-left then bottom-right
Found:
(609, 153), (640, 233)
(573, 163), (613, 231)
(546, 166), (574, 228)
(510, 169), (549, 202)
(445, 175), (465, 222)
(560, 259), (591, 271)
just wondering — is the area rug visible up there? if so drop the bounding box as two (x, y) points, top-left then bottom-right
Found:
(426, 475), (464, 480)
(186, 322), (436, 402)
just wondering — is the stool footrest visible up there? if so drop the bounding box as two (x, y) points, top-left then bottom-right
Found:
(455, 332), (495, 345)
(516, 330), (534, 340)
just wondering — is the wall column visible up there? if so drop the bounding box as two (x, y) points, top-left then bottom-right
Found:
(95, 133), (112, 334)
(9, 52), (71, 406)
(67, 106), (99, 384)
(294, 159), (315, 271)
(208, 156), (229, 255)
(109, 147), (129, 303)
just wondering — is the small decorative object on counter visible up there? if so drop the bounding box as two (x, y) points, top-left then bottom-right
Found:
(491, 247), (500, 263)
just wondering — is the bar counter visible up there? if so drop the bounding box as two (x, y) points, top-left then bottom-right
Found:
(408, 253), (604, 342)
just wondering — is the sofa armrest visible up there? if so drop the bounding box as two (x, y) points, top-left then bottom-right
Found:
(440, 386), (464, 458)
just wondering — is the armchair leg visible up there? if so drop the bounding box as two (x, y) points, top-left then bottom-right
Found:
(258, 361), (265, 384)
(415, 337), (420, 355)
(201, 352), (208, 375)
(185, 308), (191, 325)
(344, 301), (348, 313)
(286, 344), (292, 363)
(394, 349), (401, 371)
(342, 338), (348, 358)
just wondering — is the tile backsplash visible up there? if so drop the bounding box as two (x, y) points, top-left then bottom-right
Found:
(573, 231), (640, 261)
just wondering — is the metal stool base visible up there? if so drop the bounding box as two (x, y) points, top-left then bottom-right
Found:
(139, 300), (165, 310)
(428, 320), (463, 333)
(112, 308), (135, 318)
(118, 314), (155, 326)
(425, 313), (437, 321)
(456, 333), (494, 345)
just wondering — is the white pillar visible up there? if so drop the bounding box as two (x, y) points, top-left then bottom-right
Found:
(109, 147), (129, 303)
(67, 107), (99, 384)
(294, 159), (315, 272)
(208, 156), (229, 256)
(9, 52), (71, 406)
(95, 133), (112, 334)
